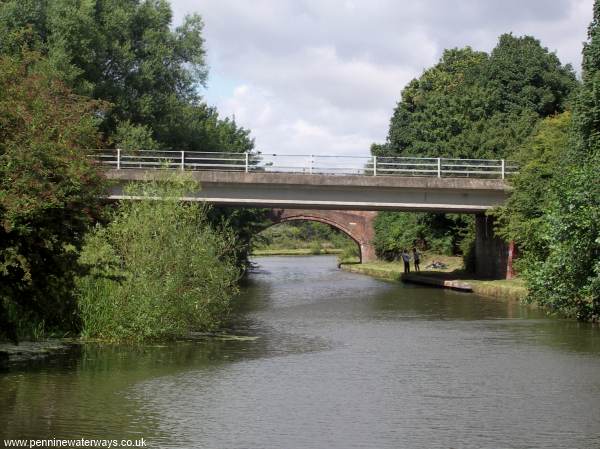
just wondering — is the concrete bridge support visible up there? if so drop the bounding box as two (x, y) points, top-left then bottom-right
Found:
(474, 214), (513, 279)
(268, 209), (377, 263)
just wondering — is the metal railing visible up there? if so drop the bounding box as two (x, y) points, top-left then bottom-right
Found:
(88, 149), (518, 179)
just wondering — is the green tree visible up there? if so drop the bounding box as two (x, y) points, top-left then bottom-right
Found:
(523, 166), (599, 320)
(517, 1), (600, 320)
(495, 112), (572, 258)
(0, 52), (107, 340)
(373, 212), (472, 260)
(0, 0), (254, 153)
(374, 35), (576, 159)
(0, 0), (260, 274)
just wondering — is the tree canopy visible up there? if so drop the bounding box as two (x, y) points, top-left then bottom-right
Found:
(373, 34), (577, 159)
(0, 0), (253, 152)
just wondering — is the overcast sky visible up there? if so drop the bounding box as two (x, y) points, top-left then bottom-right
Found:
(170, 0), (594, 157)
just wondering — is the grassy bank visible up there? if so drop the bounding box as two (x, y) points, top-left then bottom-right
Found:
(340, 254), (528, 302)
(342, 254), (463, 280)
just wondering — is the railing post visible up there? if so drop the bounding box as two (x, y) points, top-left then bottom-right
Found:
(501, 159), (505, 179)
(181, 151), (185, 170)
(309, 154), (313, 174)
(373, 155), (377, 176)
(437, 158), (441, 178)
(245, 152), (249, 173)
(116, 148), (121, 170)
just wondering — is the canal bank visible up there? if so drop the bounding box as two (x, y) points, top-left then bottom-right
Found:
(340, 256), (528, 302)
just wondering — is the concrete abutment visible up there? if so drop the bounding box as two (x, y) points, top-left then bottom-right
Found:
(474, 214), (514, 280)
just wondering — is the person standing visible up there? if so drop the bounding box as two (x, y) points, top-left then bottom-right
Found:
(401, 249), (411, 274)
(412, 247), (421, 272)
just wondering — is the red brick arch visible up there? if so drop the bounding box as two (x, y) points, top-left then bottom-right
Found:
(267, 209), (377, 262)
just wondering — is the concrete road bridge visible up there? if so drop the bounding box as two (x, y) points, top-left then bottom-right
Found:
(93, 150), (517, 279)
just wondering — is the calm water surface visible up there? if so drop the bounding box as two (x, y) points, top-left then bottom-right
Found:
(2, 256), (600, 449)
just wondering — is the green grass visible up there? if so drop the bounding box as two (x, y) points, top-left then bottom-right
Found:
(466, 278), (528, 302)
(341, 254), (528, 302)
(343, 254), (463, 277)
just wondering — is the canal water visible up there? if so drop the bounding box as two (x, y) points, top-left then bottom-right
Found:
(2, 256), (600, 449)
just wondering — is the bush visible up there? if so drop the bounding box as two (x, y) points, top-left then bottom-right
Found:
(337, 243), (360, 264)
(309, 240), (322, 255)
(373, 212), (471, 260)
(77, 175), (239, 342)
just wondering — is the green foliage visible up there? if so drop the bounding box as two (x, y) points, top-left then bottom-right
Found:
(337, 244), (360, 264)
(522, 165), (600, 320)
(309, 240), (322, 255)
(0, 1), (262, 343)
(208, 207), (272, 269)
(77, 175), (239, 342)
(582, 1), (600, 82)
(114, 120), (159, 151)
(495, 112), (572, 258)
(0, 0), (206, 125)
(255, 222), (355, 251)
(495, 2), (600, 321)
(0, 0), (254, 153)
(0, 51), (107, 341)
(373, 212), (472, 260)
(373, 34), (576, 159)
(517, 2), (600, 320)
(572, 2), (600, 164)
(373, 33), (577, 271)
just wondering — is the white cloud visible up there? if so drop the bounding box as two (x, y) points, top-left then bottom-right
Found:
(170, 0), (594, 156)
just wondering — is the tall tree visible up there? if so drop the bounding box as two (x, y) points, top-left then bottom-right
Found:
(521, 2), (600, 320)
(0, 52), (107, 340)
(0, 0), (253, 153)
(373, 34), (577, 159)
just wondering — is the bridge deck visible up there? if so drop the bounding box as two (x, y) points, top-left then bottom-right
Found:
(106, 170), (510, 213)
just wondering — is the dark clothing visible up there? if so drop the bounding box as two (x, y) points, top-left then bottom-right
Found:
(412, 250), (421, 272)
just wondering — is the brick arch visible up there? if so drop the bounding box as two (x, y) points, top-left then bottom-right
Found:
(267, 209), (377, 263)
